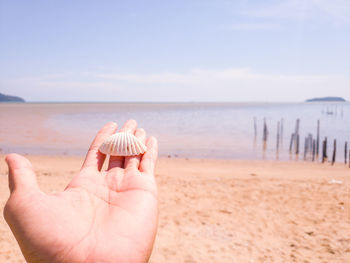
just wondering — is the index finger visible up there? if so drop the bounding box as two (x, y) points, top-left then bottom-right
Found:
(82, 122), (118, 171)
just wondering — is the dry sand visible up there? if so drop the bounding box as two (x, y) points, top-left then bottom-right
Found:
(0, 155), (349, 262)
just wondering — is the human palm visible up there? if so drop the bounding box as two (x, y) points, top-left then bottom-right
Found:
(3, 120), (158, 263)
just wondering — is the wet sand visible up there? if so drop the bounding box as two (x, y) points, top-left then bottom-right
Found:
(0, 155), (349, 262)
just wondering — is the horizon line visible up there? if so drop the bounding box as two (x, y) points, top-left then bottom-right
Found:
(1, 100), (348, 104)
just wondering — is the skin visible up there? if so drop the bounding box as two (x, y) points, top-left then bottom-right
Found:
(3, 120), (159, 263)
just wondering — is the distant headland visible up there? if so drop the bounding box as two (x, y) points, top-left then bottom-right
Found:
(0, 92), (25, 102)
(305, 96), (346, 102)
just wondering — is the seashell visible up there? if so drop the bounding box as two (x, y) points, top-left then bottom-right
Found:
(99, 132), (147, 156)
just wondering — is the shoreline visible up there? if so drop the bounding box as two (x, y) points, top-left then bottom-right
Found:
(1, 154), (349, 262)
(0, 152), (349, 165)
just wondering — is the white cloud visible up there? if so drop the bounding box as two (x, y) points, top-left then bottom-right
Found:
(241, 0), (350, 25)
(92, 68), (350, 102)
(5, 68), (349, 102)
(228, 22), (283, 31)
(4, 77), (124, 101)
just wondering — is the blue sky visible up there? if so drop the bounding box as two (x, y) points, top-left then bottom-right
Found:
(1, 0), (349, 102)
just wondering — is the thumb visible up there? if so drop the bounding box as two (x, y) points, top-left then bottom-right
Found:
(5, 154), (39, 194)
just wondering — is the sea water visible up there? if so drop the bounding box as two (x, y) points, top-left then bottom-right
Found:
(0, 102), (349, 161)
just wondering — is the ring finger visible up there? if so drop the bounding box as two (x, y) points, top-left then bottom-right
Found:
(108, 119), (137, 170)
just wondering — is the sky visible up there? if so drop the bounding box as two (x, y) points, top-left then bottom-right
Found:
(0, 0), (349, 102)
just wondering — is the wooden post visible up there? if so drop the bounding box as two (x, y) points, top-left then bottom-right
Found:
(296, 134), (300, 156)
(294, 119), (300, 156)
(289, 133), (294, 154)
(332, 139), (336, 165)
(262, 118), (267, 158)
(312, 139), (316, 162)
(322, 137), (328, 163)
(316, 119), (320, 158)
(345, 142), (348, 164)
(276, 121), (280, 151)
(253, 117), (257, 138)
(280, 118), (284, 145)
(263, 119), (265, 142)
(322, 139), (325, 163)
(303, 137), (308, 160)
(308, 134), (313, 159)
(263, 118), (268, 142)
(294, 119), (300, 137)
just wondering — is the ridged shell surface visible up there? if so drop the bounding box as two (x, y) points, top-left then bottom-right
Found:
(99, 132), (147, 156)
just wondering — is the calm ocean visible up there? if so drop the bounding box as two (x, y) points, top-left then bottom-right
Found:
(1, 102), (349, 161)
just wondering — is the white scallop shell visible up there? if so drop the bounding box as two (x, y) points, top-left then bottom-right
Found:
(99, 132), (147, 156)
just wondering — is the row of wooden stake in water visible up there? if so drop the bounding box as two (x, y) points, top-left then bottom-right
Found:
(254, 117), (350, 166)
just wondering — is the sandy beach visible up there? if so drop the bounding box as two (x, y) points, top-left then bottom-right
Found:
(0, 155), (349, 262)
(2, 0), (350, 261)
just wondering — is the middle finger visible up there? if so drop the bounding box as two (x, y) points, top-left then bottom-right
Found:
(108, 119), (137, 170)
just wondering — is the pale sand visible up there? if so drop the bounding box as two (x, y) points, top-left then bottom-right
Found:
(0, 155), (349, 262)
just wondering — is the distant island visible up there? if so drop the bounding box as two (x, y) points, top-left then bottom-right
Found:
(306, 96), (346, 102)
(0, 92), (25, 102)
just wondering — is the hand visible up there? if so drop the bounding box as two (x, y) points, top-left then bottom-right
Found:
(3, 120), (158, 263)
